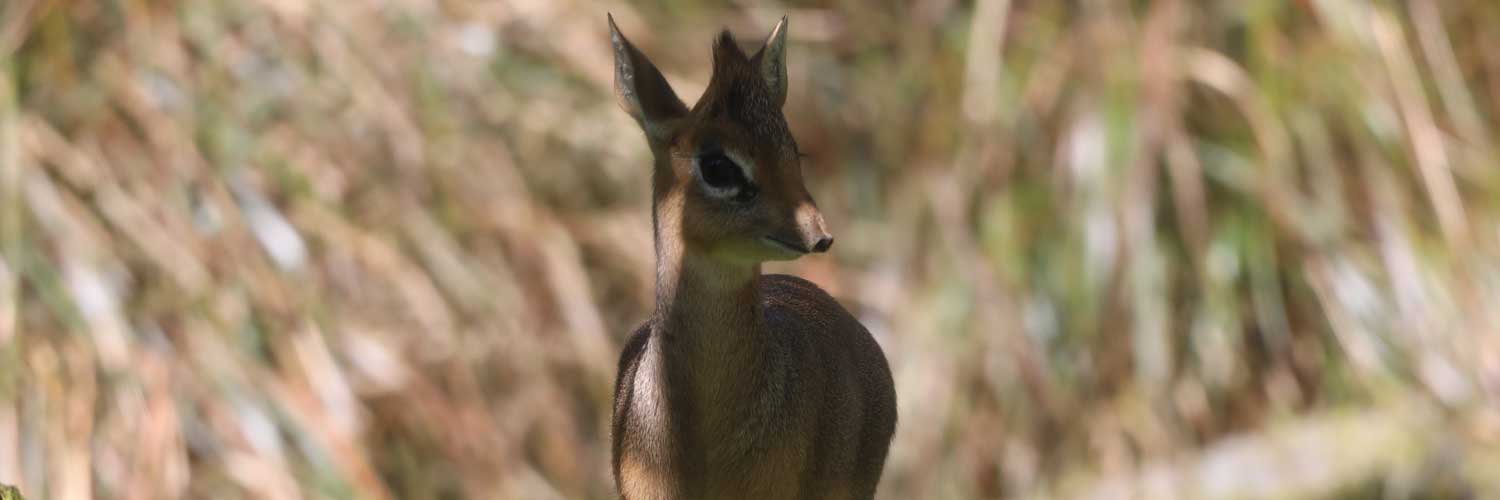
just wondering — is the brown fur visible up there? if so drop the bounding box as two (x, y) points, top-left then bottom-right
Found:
(607, 15), (897, 500)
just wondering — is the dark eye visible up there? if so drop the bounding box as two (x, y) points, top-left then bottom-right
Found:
(698, 153), (744, 189)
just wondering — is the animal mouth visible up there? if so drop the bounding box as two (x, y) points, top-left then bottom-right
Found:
(761, 235), (810, 254)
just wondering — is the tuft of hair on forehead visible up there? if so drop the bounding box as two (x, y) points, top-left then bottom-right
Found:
(711, 29), (749, 69)
(700, 25), (788, 137)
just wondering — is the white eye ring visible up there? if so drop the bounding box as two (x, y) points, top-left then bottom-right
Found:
(695, 150), (756, 199)
(722, 150), (755, 182)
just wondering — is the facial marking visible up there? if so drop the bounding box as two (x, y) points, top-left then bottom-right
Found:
(723, 149), (755, 182)
(694, 148), (758, 201)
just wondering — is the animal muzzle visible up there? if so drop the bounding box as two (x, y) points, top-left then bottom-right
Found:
(764, 200), (832, 255)
(793, 202), (833, 253)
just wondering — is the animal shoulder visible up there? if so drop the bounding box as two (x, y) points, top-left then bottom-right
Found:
(760, 274), (859, 333)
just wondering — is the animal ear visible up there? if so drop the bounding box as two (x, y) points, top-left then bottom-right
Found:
(609, 14), (688, 144)
(751, 16), (789, 108)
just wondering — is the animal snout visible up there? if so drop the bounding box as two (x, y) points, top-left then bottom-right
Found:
(812, 235), (833, 253)
(796, 202), (833, 253)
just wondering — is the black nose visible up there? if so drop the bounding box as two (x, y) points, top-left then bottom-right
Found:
(812, 236), (834, 253)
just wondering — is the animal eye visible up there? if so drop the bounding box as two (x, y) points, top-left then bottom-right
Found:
(697, 153), (743, 189)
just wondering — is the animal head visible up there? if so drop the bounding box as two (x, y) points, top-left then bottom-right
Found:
(609, 15), (832, 264)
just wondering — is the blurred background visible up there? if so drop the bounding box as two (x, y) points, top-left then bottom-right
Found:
(2, 0), (1500, 498)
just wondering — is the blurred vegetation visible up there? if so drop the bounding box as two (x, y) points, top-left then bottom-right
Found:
(2, 0), (1500, 499)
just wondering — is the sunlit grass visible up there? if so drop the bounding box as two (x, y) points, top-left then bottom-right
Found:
(1, 0), (1499, 498)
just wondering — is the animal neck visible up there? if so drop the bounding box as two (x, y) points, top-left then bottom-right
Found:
(654, 252), (761, 336)
(652, 239), (763, 347)
(650, 196), (767, 391)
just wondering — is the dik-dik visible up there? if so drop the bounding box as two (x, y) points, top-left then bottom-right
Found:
(607, 15), (896, 500)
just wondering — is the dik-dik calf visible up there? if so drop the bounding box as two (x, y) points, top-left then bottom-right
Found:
(607, 15), (897, 500)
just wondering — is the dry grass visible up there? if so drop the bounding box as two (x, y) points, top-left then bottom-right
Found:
(3, 0), (1500, 498)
